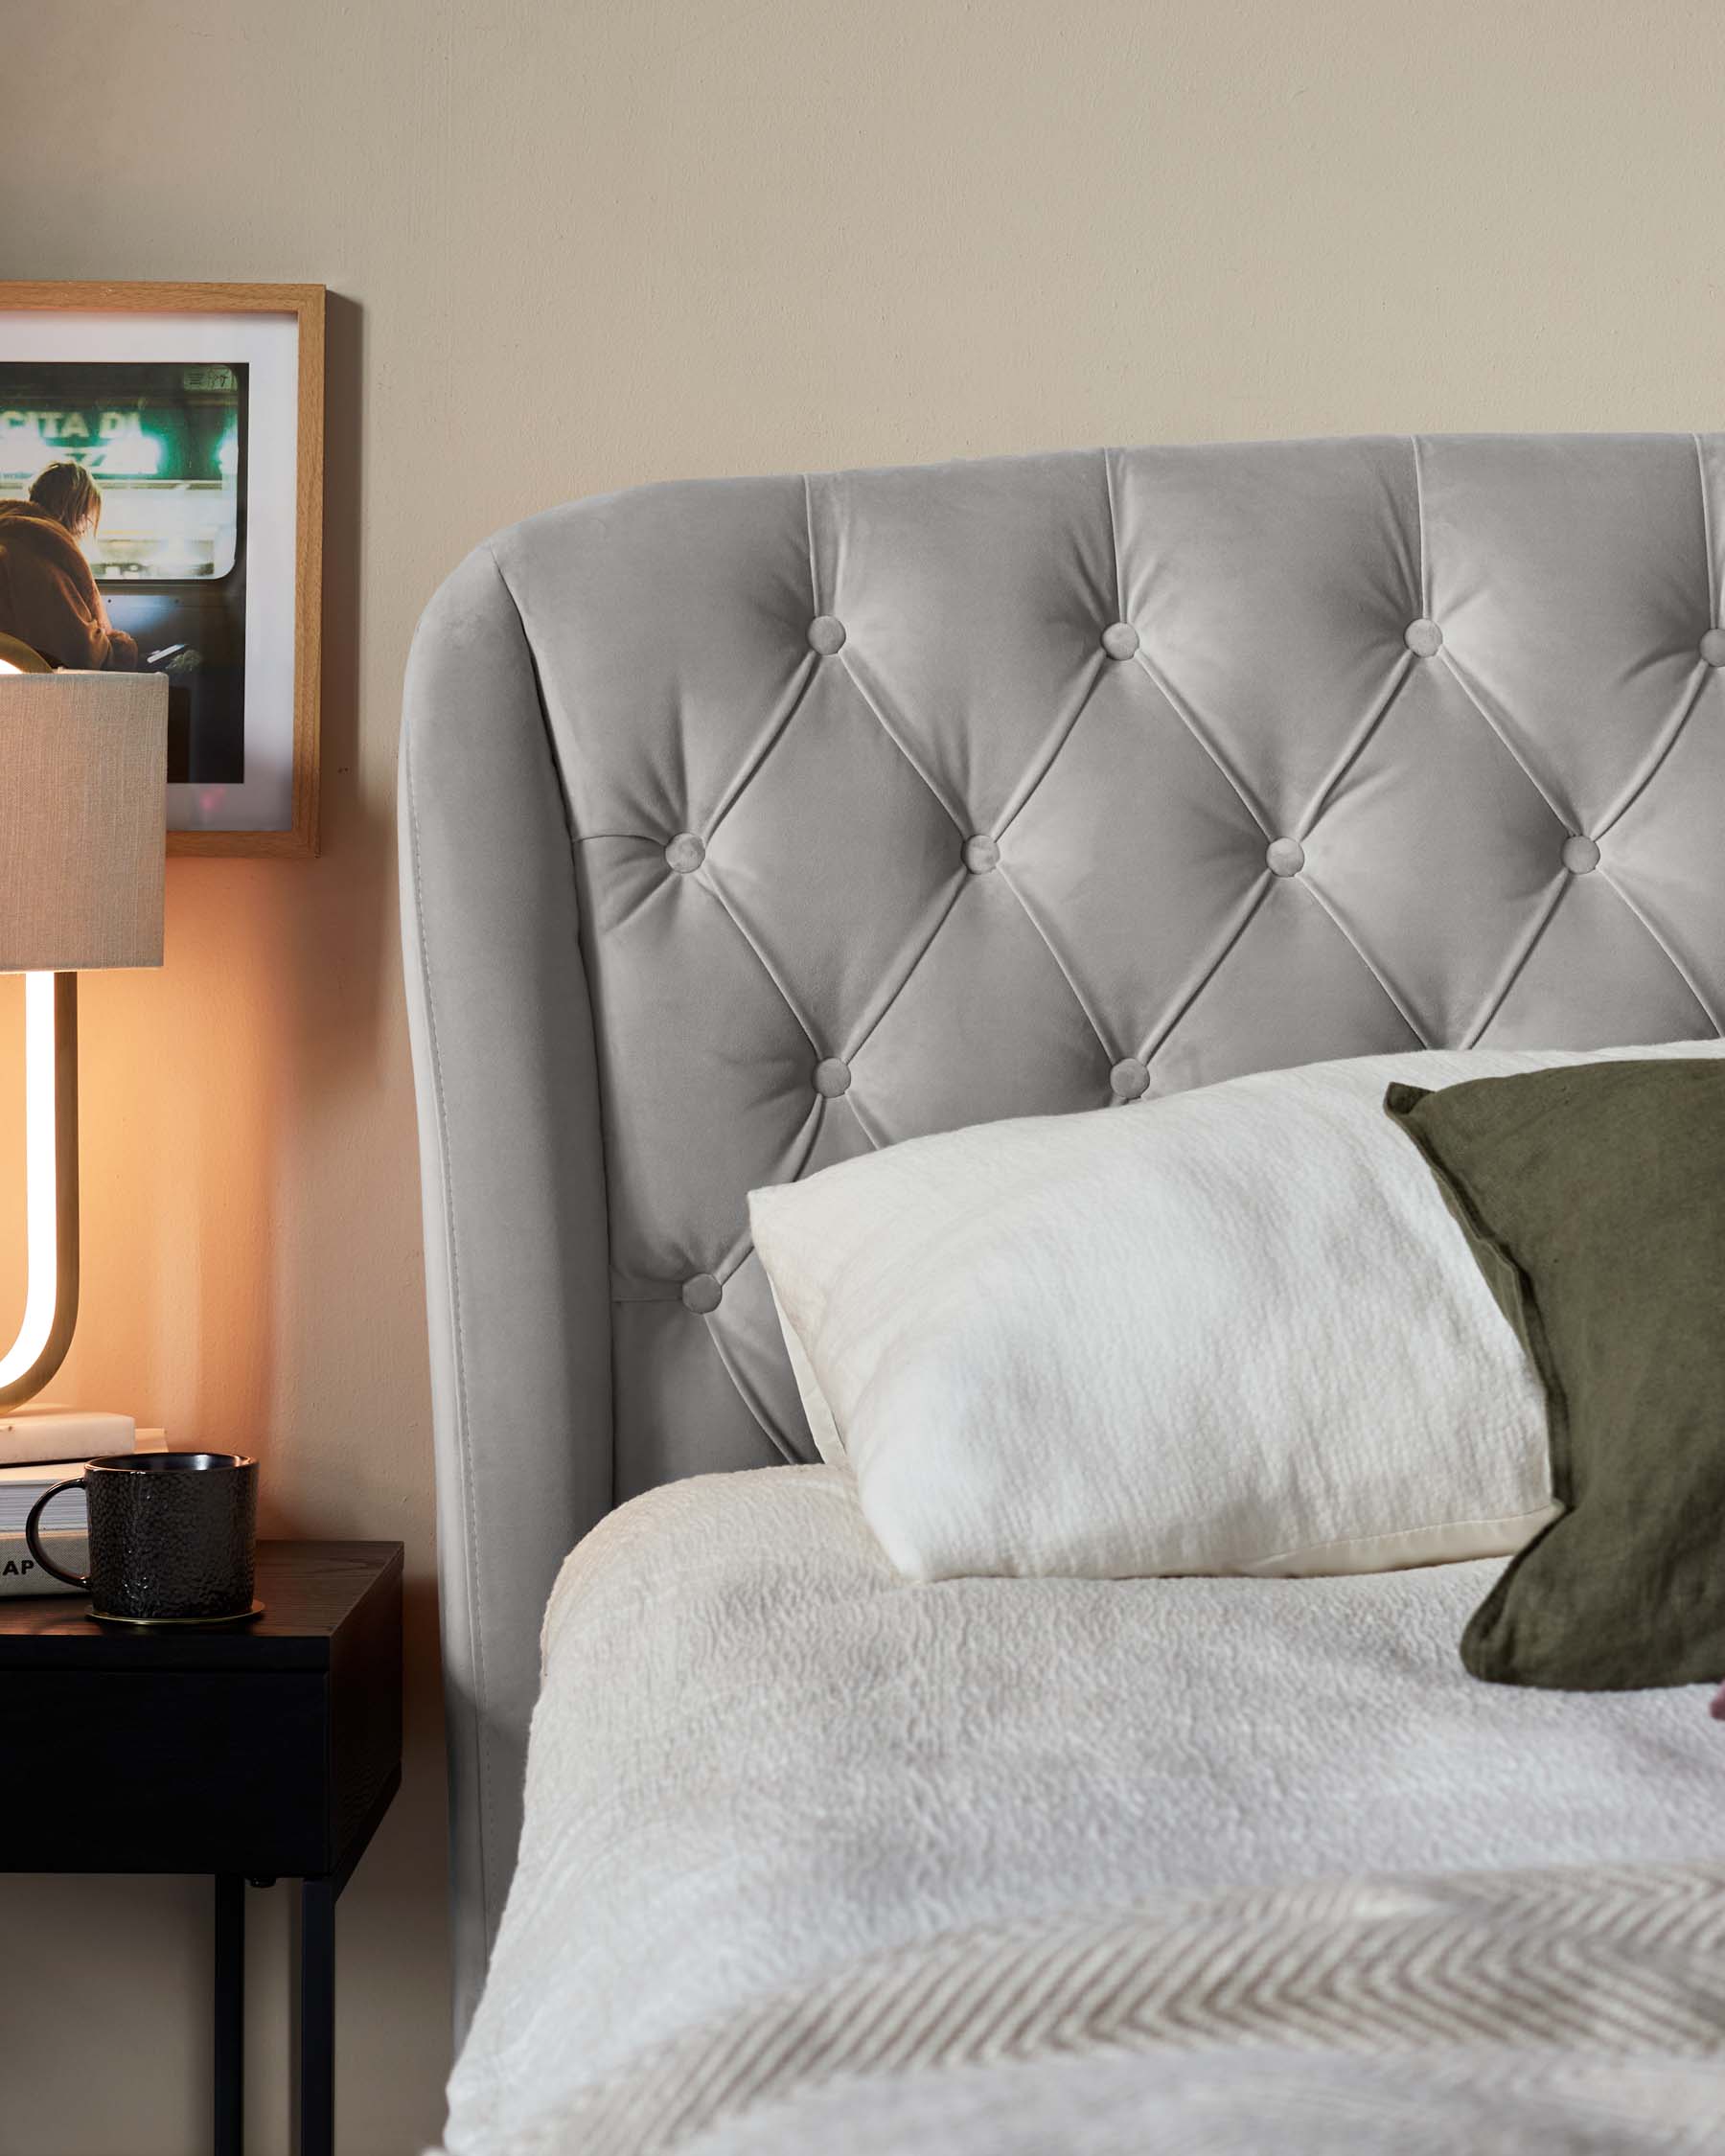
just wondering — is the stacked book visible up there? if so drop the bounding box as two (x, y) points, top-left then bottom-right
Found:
(0, 1460), (90, 1596)
(0, 1410), (161, 1598)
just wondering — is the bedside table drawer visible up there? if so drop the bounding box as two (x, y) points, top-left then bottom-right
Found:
(8, 1670), (335, 1874)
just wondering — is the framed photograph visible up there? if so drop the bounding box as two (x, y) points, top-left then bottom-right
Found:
(0, 282), (323, 856)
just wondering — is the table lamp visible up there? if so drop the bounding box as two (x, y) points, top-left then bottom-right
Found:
(0, 663), (168, 1437)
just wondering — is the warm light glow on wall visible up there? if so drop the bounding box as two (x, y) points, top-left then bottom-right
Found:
(0, 973), (58, 1389)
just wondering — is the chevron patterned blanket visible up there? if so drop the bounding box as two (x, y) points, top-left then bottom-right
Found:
(488, 1863), (1725, 2154)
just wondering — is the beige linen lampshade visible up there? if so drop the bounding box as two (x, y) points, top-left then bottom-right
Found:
(0, 673), (169, 973)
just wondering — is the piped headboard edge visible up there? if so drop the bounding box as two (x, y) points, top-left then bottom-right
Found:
(401, 539), (613, 2043)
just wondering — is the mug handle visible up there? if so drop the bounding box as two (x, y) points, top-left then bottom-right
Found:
(24, 1478), (90, 1591)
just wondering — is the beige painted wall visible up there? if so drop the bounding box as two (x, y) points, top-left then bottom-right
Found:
(4, 0), (1722, 2146)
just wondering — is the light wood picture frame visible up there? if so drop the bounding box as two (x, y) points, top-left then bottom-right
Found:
(0, 281), (324, 857)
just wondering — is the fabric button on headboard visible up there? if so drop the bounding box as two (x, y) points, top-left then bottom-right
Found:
(402, 434), (1725, 2028)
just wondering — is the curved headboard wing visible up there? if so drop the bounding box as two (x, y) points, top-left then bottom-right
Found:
(402, 435), (1725, 2032)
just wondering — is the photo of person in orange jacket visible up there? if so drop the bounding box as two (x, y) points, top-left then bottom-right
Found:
(0, 461), (139, 670)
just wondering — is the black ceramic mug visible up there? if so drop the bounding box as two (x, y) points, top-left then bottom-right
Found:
(25, 1453), (259, 1623)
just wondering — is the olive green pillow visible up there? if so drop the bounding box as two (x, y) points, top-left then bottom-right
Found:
(1385, 1058), (1725, 1690)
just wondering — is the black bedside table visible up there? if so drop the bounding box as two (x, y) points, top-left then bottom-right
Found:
(0, 1539), (403, 2156)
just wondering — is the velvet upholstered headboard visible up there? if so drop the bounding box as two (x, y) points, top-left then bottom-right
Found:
(402, 435), (1725, 2032)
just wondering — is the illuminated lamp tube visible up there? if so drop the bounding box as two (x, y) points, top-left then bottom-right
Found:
(0, 973), (79, 1407)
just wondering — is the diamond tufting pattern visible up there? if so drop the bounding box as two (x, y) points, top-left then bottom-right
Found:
(466, 436), (1725, 1498)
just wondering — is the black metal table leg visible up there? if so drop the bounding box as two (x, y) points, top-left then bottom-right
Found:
(214, 1874), (244, 2156)
(299, 1876), (336, 2156)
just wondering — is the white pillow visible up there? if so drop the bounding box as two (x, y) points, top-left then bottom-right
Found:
(748, 1041), (1722, 1582)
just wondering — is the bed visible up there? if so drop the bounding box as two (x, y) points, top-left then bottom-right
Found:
(401, 436), (1725, 2150)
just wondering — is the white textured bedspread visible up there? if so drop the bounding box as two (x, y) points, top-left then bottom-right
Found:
(440, 1467), (1725, 2154)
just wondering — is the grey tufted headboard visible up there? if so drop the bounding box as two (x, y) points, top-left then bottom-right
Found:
(402, 435), (1725, 2033)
